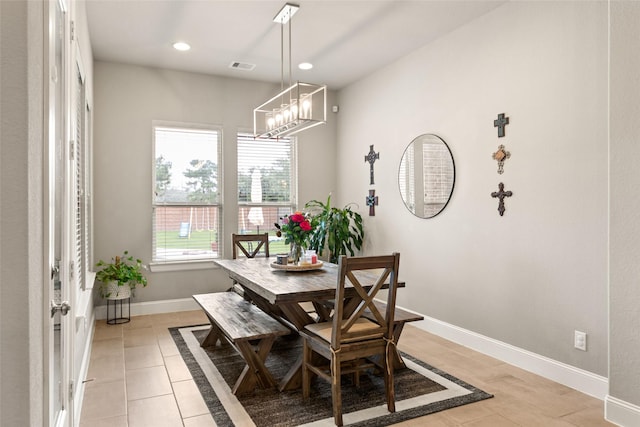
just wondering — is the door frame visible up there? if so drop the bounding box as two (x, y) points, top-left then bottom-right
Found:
(44, 0), (75, 425)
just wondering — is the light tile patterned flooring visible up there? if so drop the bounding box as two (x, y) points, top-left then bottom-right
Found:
(80, 311), (613, 426)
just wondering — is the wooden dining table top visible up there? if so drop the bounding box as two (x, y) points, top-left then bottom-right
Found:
(214, 257), (404, 305)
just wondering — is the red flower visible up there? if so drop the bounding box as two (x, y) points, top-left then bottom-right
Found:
(290, 213), (305, 223)
(299, 220), (312, 231)
(275, 211), (315, 248)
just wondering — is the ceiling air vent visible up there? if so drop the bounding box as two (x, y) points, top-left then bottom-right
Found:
(229, 61), (256, 71)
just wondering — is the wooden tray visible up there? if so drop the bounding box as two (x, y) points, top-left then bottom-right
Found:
(270, 261), (324, 271)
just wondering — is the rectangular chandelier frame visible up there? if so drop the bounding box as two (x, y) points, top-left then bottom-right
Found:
(253, 81), (326, 139)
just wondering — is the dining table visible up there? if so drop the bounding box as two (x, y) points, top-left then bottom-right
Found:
(213, 257), (410, 391)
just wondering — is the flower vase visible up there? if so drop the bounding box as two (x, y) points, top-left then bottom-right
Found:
(289, 242), (304, 265)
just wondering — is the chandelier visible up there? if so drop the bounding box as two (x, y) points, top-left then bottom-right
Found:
(253, 3), (326, 139)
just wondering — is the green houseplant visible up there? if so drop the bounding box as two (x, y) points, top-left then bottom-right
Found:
(95, 251), (148, 299)
(305, 194), (364, 264)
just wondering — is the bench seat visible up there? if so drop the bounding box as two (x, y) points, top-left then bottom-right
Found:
(363, 300), (424, 369)
(363, 300), (424, 324)
(193, 292), (291, 395)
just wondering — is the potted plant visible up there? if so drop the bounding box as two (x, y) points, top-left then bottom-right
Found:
(305, 194), (364, 264)
(95, 251), (148, 299)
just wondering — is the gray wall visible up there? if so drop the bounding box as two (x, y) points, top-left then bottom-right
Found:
(336, 1), (608, 376)
(610, 0), (640, 408)
(0, 1), (45, 425)
(92, 62), (338, 302)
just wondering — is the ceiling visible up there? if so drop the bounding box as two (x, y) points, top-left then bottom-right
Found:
(85, 0), (506, 90)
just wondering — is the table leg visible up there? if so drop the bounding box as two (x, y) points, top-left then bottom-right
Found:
(279, 302), (316, 331)
(312, 301), (332, 322)
(279, 353), (303, 391)
(241, 287), (284, 318)
(276, 302), (320, 391)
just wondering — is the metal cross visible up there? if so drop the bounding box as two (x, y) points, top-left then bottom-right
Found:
(494, 113), (509, 138)
(492, 144), (511, 174)
(366, 189), (379, 216)
(491, 182), (513, 216)
(364, 145), (380, 185)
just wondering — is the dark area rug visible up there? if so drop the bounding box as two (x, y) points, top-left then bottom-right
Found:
(170, 325), (492, 426)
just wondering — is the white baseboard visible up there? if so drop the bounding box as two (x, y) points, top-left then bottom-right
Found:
(605, 395), (640, 427)
(94, 297), (199, 320)
(412, 314), (609, 400)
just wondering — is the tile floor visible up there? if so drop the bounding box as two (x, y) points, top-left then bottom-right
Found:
(80, 310), (613, 426)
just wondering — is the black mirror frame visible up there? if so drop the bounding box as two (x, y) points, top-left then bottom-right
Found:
(398, 134), (456, 219)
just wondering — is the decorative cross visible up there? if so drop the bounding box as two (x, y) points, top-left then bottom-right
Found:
(494, 113), (509, 138)
(492, 144), (511, 174)
(491, 182), (513, 216)
(365, 189), (379, 216)
(364, 145), (380, 185)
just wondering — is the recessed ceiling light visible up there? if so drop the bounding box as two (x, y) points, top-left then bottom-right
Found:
(173, 42), (191, 51)
(298, 62), (313, 70)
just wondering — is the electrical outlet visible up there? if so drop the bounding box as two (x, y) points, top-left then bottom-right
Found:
(574, 330), (587, 351)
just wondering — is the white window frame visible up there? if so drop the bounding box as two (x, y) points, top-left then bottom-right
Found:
(150, 121), (223, 271)
(72, 43), (94, 292)
(236, 132), (297, 250)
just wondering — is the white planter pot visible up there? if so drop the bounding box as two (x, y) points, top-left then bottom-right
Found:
(104, 281), (131, 300)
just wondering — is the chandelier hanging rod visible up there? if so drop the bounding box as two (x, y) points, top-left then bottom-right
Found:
(253, 3), (326, 139)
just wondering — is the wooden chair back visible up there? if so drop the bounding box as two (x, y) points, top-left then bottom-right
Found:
(232, 233), (270, 259)
(331, 253), (400, 350)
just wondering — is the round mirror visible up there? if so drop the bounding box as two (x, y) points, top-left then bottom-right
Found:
(398, 134), (455, 218)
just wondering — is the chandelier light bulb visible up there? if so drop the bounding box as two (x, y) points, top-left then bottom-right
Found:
(266, 113), (275, 130)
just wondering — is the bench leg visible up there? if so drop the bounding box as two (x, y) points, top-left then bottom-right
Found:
(232, 337), (277, 395)
(201, 323), (226, 348)
(390, 323), (407, 370)
(362, 323), (410, 373)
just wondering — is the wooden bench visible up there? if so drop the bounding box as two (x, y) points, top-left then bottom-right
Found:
(363, 300), (424, 369)
(192, 292), (291, 395)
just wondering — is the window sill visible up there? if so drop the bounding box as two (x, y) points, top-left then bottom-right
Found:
(149, 259), (219, 273)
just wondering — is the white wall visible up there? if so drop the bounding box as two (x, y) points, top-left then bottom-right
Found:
(0, 1), (45, 425)
(610, 0), (640, 413)
(336, 1), (608, 376)
(92, 62), (338, 303)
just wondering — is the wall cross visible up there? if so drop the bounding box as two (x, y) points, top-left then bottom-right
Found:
(492, 144), (511, 174)
(364, 145), (380, 185)
(491, 182), (513, 216)
(366, 190), (379, 216)
(494, 113), (509, 138)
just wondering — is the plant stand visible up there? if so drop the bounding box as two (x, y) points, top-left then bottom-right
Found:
(106, 297), (131, 325)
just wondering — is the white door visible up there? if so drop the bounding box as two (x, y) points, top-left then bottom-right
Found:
(46, 0), (73, 425)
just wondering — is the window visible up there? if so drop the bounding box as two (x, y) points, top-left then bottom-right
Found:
(73, 54), (93, 290)
(152, 123), (222, 263)
(237, 133), (296, 256)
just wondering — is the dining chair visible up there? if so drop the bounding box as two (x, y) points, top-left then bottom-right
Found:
(301, 253), (400, 426)
(230, 233), (270, 297)
(232, 233), (270, 259)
